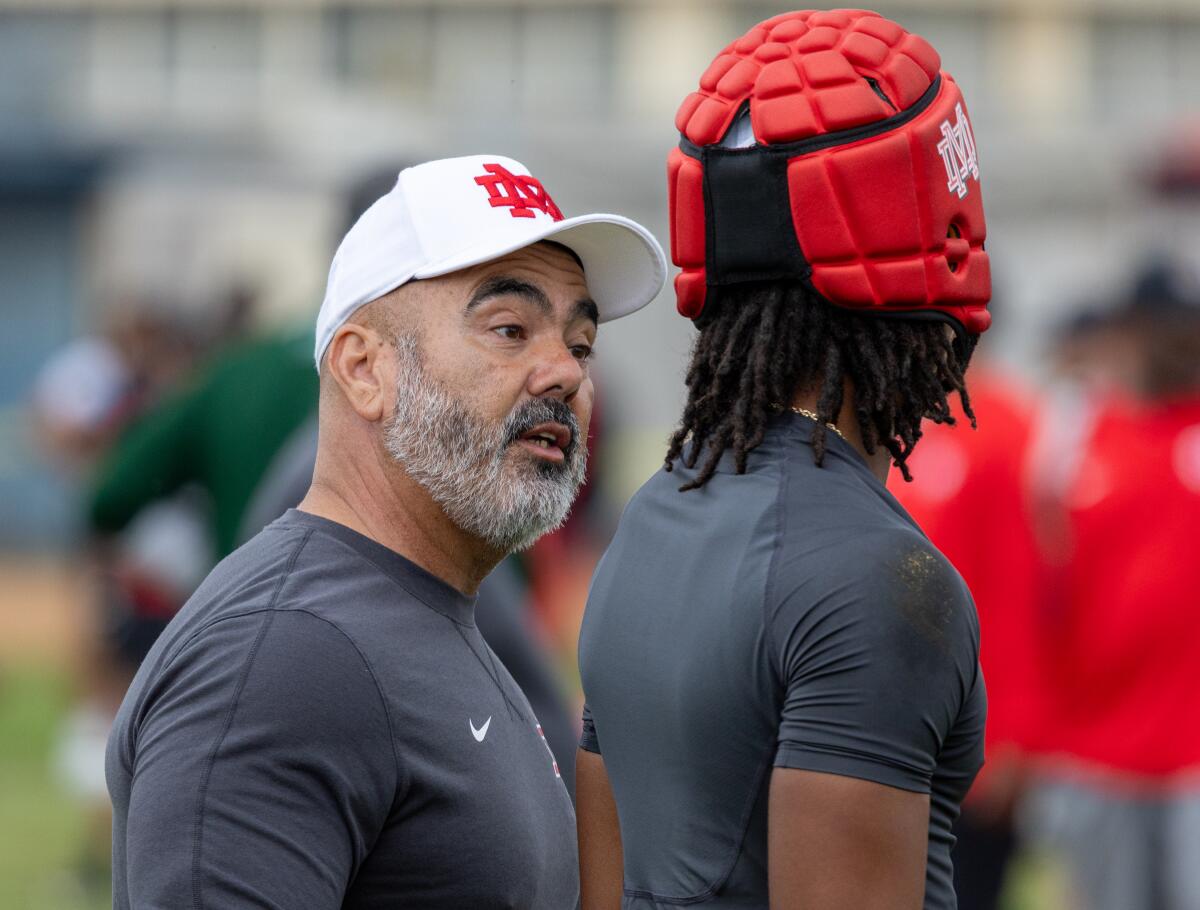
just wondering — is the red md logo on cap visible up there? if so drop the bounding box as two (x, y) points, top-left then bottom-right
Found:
(474, 163), (564, 221)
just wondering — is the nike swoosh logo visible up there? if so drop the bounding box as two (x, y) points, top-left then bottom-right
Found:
(470, 716), (492, 742)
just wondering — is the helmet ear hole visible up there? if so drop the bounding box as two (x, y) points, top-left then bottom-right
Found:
(945, 222), (967, 274)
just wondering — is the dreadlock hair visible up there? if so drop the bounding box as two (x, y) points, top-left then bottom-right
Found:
(664, 281), (978, 492)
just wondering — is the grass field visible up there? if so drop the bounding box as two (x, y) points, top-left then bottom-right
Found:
(0, 665), (109, 910)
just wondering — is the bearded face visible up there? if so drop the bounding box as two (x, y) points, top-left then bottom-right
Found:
(382, 333), (588, 553)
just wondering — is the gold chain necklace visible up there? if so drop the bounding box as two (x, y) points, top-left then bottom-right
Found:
(790, 407), (848, 442)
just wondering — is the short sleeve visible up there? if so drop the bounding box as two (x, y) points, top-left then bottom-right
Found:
(123, 609), (398, 908)
(579, 702), (601, 754)
(770, 537), (982, 793)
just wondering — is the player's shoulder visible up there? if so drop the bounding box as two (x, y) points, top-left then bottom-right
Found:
(774, 507), (951, 585)
(622, 447), (783, 520)
(771, 520), (978, 652)
(861, 528), (977, 639)
(774, 457), (934, 572)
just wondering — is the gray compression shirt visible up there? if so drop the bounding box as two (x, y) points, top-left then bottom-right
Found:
(108, 510), (578, 909)
(578, 412), (985, 909)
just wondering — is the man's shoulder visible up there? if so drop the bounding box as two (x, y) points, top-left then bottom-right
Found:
(126, 585), (390, 744)
(112, 589), (397, 803)
(212, 515), (399, 605)
(151, 520), (386, 669)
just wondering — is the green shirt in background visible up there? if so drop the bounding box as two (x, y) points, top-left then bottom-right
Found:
(89, 330), (317, 558)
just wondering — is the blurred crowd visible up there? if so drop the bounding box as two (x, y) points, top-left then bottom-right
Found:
(896, 261), (1200, 909)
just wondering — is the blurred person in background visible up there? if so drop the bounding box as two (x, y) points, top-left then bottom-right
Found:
(28, 301), (214, 893)
(892, 314), (1045, 910)
(1023, 261), (1200, 910)
(31, 336), (135, 474)
(80, 289), (254, 668)
(577, 12), (991, 910)
(1026, 303), (1146, 567)
(31, 300), (206, 478)
(30, 330), (144, 893)
(87, 319), (317, 562)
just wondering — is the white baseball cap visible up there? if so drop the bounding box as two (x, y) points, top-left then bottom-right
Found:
(314, 154), (668, 369)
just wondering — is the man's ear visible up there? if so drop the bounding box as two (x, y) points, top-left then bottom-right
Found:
(324, 322), (391, 423)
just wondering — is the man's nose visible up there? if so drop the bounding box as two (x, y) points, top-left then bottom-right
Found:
(526, 339), (585, 401)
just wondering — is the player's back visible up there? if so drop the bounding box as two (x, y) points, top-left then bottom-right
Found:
(578, 413), (985, 909)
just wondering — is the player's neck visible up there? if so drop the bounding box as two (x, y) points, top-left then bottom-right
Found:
(791, 379), (891, 485)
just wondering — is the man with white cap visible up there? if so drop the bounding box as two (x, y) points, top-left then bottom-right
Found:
(106, 155), (665, 909)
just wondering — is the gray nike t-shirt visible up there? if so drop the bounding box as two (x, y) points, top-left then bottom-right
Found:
(107, 510), (578, 909)
(578, 413), (985, 909)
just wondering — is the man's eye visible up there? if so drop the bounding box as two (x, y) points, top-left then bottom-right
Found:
(493, 325), (524, 341)
(570, 344), (594, 362)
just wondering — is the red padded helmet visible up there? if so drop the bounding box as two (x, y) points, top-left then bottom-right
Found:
(668, 9), (991, 333)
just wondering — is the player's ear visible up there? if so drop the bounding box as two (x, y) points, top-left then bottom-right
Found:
(325, 321), (391, 423)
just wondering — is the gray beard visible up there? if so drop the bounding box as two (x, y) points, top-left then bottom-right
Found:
(382, 334), (587, 554)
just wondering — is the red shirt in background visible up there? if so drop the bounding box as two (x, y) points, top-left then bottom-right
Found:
(893, 371), (1046, 775)
(1045, 395), (1200, 780)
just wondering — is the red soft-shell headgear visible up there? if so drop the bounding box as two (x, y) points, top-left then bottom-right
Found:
(668, 9), (991, 334)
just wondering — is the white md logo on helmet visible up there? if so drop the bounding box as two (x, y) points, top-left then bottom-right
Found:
(937, 103), (979, 200)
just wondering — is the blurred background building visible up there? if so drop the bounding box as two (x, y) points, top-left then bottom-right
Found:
(1, 1), (1199, 908)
